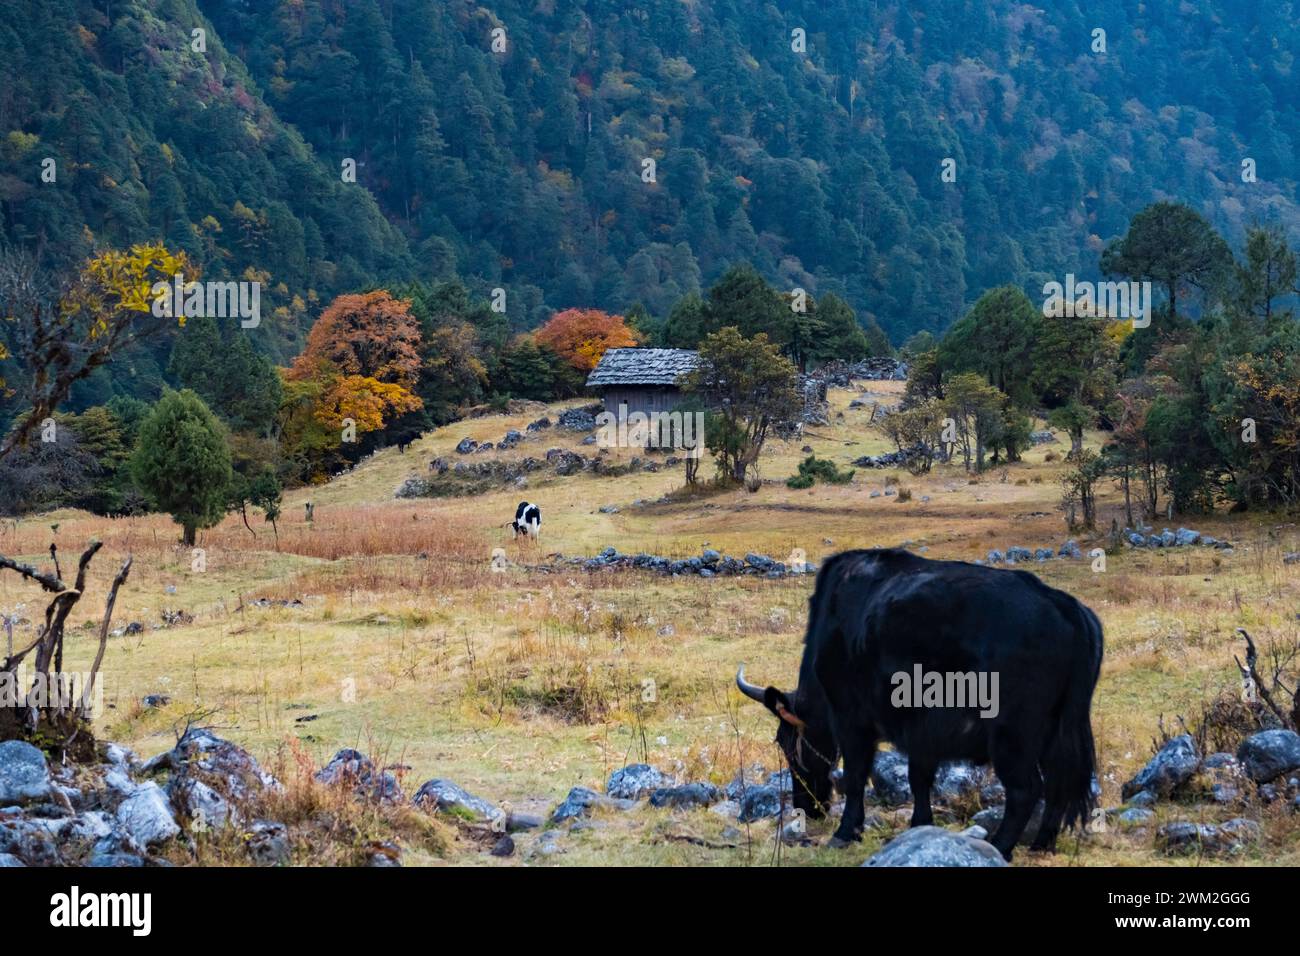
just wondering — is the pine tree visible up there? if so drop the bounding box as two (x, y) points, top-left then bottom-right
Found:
(131, 390), (232, 546)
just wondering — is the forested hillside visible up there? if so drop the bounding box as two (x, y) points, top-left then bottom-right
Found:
(1, 0), (1297, 413)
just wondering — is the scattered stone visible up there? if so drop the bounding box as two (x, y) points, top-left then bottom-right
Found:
(1237, 730), (1300, 782)
(648, 783), (720, 809)
(557, 406), (598, 432)
(933, 762), (984, 803)
(607, 764), (668, 800)
(169, 777), (235, 831)
(412, 779), (497, 822)
(245, 820), (290, 866)
(116, 782), (180, 848)
(552, 787), (598, 823)
(490, 835), (515, 857)
(315, 749), (403, 803)
(863, 826), (1007, 867)
(870, 751), (911, 806)
(1158, 818), (1261, 856)
(737, 786), (782, 822)
(1122, 734), (1200, 798)
(1118, 807), (1155, 827)
(366, 841), (402, 866)
(141, 694), (171, 710)
(0, 741), (52, 807)
(455, 438), (478, 454)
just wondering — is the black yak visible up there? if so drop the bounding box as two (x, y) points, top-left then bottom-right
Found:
(736, 548), (1102, 860)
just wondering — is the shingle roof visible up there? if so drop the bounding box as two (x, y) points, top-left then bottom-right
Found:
(585, 348), (699, 388)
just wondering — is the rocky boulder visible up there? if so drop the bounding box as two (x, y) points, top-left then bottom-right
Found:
(1237, 730), (1300, 783)
(116, 782), (180, 848)
(863, 826), (1007, 867)
(0, 741), (52, 807)
(606, 763), (668, 800)
(314, 749), (403, 803)
(1122, 734), (1200, 798)
(412, 779), (497, 822)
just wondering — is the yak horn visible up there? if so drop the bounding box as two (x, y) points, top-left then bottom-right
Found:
(735, 664), (766, 703)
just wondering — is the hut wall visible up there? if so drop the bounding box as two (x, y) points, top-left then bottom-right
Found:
(600, 387), (683, 418)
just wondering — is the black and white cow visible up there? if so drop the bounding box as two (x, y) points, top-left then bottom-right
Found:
(510, 501), (541, 541)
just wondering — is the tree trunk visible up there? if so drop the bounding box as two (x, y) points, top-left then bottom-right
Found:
(183, 524), (196, 547)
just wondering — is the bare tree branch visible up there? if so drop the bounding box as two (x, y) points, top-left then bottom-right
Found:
(80, 555), (132, 717)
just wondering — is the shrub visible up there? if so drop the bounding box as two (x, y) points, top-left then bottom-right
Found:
(786, 455), (855, 489)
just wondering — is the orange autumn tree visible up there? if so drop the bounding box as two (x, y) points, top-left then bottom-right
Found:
(287, 291), (423, 437)
(533, 308), (641, 372)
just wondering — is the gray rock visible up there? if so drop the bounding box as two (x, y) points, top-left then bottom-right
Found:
(315, 748), (403, 803)
(455, 437), (478, 454)
(1058, 539), (1083, 558)
(1237, 730), (1300, 782)
(0, 852), (23, 866)
(1158, 818), (1261, 856)
(649, 783), (720, 809)
(491, 835), (515, 857)
(863, 826), (1007, 867)
(0, 740), (52, 806)
(245, 820), (290, 866)
(143, 727), (278, 802)
(168, 777), (235, 831)
(552, 786), (598, 822)
(1174, 528), (1201, 546)
(871, 751), (911, 805)
(412, 779), (497, 821)
(1122, 734), (1200, 798)
(1118, 807), (1155, 826)
(557, 407), (598, 432)
(738, 785), (782, 822)
(1126, 789), (1157, 808)
(366, 842), (402, 866)
(933, 762), (984, 803)
(606, 763), (668, 800)
(0, 818), (60, 865)
(116, 782), (180, 848)
(1203, 752), (1240, 770)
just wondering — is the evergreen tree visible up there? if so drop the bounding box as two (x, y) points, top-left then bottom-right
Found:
(131, 390), (233, 546)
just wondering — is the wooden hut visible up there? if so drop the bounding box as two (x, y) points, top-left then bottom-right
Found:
(584, 348), (699, 417)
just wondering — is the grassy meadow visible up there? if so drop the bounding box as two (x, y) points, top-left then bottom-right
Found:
(5, 381), (1299, 866)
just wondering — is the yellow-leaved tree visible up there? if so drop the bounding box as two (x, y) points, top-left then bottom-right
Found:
(0, 242), (188, 459)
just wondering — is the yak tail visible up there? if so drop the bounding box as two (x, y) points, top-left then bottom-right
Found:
(1044, 604), (1103, 831)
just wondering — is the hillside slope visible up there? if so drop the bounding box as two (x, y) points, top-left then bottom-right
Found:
(2, 0), (1296, 349)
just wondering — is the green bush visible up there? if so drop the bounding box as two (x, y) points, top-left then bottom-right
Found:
(786, 455), (855, 489)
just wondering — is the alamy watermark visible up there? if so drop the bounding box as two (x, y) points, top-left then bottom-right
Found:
(1042, 273), (1152, 328)
(151, 272), (260, 328)
(0, 665), (104, 718)
(596, 404), (704, 457)
(890, 664), (999, 718)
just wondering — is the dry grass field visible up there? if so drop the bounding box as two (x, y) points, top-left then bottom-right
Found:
(5, 381), (1300, 866)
